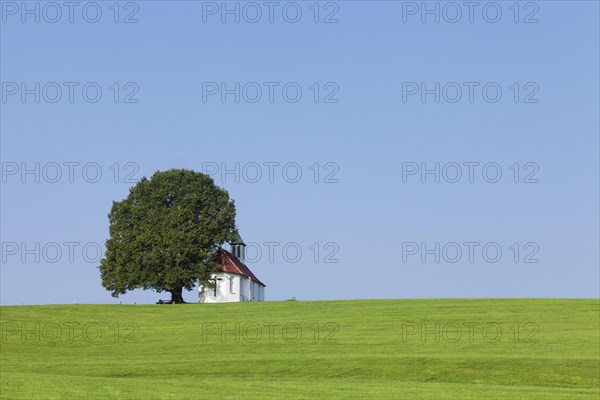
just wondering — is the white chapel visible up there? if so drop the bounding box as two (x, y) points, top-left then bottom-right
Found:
(199, 233), (266, 303)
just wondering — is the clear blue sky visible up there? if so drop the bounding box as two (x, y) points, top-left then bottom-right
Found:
(1, 1), (598, 304)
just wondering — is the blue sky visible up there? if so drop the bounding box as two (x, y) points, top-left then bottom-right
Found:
(1, 1), (598, 304)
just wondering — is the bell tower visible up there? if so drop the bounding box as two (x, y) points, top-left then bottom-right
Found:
(231, 231), (246, 263)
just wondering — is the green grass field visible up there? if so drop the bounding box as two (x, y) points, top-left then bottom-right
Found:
(0, 299), (598, 399)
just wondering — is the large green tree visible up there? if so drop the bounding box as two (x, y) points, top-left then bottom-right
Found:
(99, 169), (237, 303)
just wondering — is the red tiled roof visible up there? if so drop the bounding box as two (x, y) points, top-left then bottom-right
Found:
(219, 249), (266, 286)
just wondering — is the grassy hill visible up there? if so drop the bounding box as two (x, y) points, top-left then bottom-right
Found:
(1, 299), (598, 399)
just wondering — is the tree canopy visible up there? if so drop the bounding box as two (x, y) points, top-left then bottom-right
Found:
(99, 169), (237, 303)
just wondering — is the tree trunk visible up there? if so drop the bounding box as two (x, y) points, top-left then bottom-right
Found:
(169, 287), (185, 304)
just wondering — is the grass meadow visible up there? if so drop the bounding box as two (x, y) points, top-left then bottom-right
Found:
(0, 299), (598, 399)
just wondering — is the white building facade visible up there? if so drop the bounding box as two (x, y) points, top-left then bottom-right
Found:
(199, 235), (265, 303)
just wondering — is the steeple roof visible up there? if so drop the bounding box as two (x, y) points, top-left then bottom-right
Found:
(231, 231), (245, 245)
